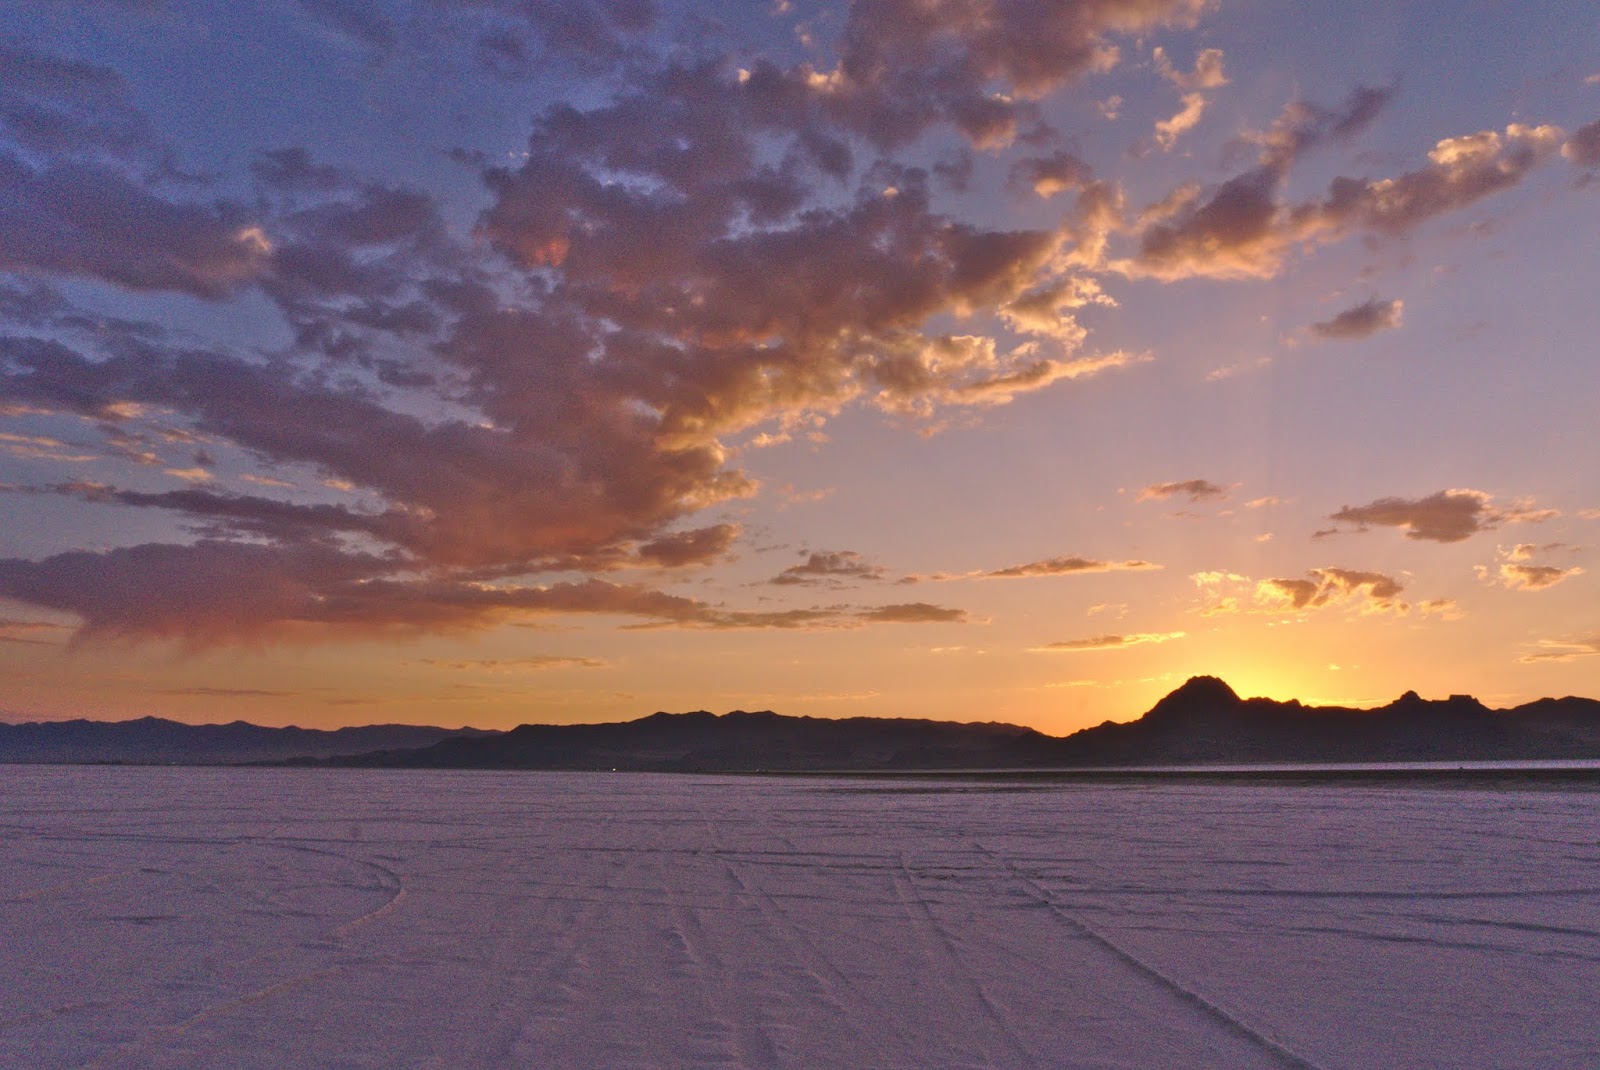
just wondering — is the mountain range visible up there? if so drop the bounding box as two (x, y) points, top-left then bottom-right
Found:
(9, 676), (1594, 770)
(0, 717), (497, 765)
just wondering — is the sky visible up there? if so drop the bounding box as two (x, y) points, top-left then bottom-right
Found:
(0, 0), (1597, 733)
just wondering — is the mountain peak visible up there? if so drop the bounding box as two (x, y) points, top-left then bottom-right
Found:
(1143, 676), (1242, 722)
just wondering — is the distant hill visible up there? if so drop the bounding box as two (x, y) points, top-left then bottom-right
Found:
(0, 717), (499, 765)
(8, 677), (1600, 769)
(327, 710), (1050, 772)
(326, 677), (1600, 772)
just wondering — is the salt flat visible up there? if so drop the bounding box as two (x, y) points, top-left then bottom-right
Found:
(2, 768), (1597, 1070)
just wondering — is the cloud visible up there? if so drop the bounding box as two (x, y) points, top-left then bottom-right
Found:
(1138, 479), (1229, 503)
(0, 42), (160, 164)
(15, 4), (1570, 657)
(1518, 634), (1600, 663)
(0, 538), (968, 643)
(1564, 118), (1600, 168)
(1194, 567), (1409, 615)
(1290, 123), (1564, 239)
(1327, 489), (1558, 543)
(0, 617), (71, 645)
(1149, 48), (1225, 150)
(1419, 599), (1463, 620)
(0, 155), (270, 297)
(1310, 297), (1403, 340)
(1493, 563), (1583, 591)
(1153, 47), (1228, 91)
(981, 555), (1159, 579)
(1122, 98), (1573, 282)
(0, 44), (271, 298)
(1129, 163), (1282, 278)
(7, 8), (1189, 645)
(857, 602), (966, 624)
(771, 550), (886, 586)
(1154, 93), (1207, 150)
(155, 686), (298, 697)
(1254, 568), (1407, 614)
(1124, 87), (1395, 280)
(804, 0), (1209, 148)
(1479, 544), (1585, 591)
(1033, 631), (1185, 652)
(1206, 356), (1273, 381)
(1009, 152), (1092, 198)
(0, 431), (97, 463)
(635, 523), (740, 568)
(411, 656), (607, 671)
(905, 555), (1159, 583)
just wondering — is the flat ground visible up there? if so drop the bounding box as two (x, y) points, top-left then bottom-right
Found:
(3, 767), (1597, 1069)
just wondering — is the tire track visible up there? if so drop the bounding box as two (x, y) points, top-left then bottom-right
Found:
(892, 850), (1040, 1068)
(973, 839), (1329, 1070)
(690, 799), (924, 1065)
(81, 967), (346, 1070)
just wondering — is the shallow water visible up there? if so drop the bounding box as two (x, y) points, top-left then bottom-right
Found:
(3, 767), (1597, 1069)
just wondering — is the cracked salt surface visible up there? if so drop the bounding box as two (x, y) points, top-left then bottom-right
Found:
(2, 767), (1597, 1069)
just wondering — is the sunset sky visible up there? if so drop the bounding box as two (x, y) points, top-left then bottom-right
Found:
(1, 0), (1597, 733)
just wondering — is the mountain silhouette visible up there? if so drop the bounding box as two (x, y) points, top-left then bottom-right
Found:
(323, 678), (1600, 772)
(0, 717), (498, 765)
(6, 678), (1599, 769)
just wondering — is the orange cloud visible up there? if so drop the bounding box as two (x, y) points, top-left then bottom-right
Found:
(1194, 567), (1409, 616)
(1254, 568), (1406, 614)
(1518, 634), (1600, 663)
(1478, 544), (1585, 591)
(1138, 479), (1230, 503)
(910, 555), (1160, 583)
(1033, 631), (1185, 652)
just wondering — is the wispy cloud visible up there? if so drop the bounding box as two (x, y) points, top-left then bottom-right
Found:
(410, 656), (607, 672)
(1032, 632), (1185, 652)
(1518, 634), (1600, 663)
(1138, 479), (1230, 503)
